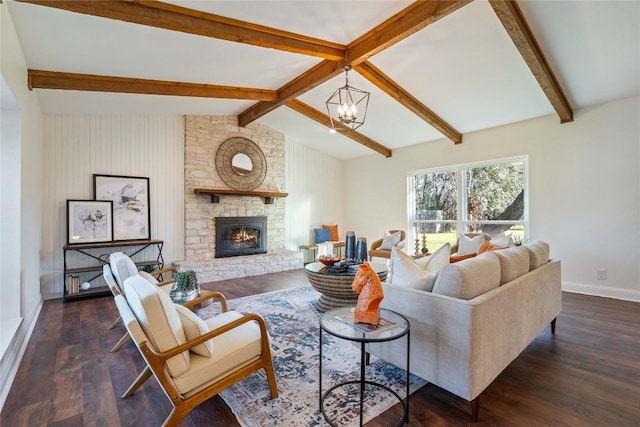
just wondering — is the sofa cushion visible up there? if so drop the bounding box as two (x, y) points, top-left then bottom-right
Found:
(172, 311), (263, 396)
(314, 228), (331, 243)
(432, 252), (501, 299)
(457, 233), (485, 255)
(493, 246), (530, 284)
(379, 230), (402, 250)
(388, 243), (450, 291)
(123, 276), (189, 377)
(174, 304), (214, 357)
(322, 224), (339, 241)
(524, 240), (550, 270)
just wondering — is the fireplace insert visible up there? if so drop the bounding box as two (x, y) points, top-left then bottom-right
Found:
(215, 216), (267, 258)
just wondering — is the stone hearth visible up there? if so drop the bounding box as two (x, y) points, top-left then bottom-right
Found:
(173, 252), (302, 283)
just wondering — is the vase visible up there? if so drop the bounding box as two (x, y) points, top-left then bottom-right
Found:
(355, 237), (367, 263)
(345, 231), (356, 261)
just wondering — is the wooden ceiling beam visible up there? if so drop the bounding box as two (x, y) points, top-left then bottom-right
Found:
(28, 70), (277, 101)
(239, 0), (471, 127)
(489, 0), (573, 123)
(17, 0), (346, 61)
(285, 99), (392, 158)
(355, 61), (462, 144)
(238, 60), (344, 127)
(347, 0), (472, 64)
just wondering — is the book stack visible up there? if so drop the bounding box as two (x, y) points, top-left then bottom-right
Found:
(67, 275), (80, 294)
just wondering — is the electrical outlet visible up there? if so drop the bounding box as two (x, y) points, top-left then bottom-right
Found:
(597, 269), (607, 280)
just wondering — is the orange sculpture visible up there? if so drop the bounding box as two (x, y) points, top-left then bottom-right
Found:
(352, 262), (384, 325)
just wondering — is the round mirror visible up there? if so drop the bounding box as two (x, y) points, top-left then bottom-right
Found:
(232, 153), (253, 176)
(215, 137), (267, 190)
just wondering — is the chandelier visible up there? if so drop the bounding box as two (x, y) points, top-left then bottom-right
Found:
(325, 65), (370, 131)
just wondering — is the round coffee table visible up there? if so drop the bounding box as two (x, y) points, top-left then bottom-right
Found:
(304, 261), (388, 312)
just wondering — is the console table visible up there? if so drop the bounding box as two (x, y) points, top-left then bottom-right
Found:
(63, 240), (164, 302)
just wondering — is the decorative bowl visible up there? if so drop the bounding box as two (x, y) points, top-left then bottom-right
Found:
(319, 256), (342, 266)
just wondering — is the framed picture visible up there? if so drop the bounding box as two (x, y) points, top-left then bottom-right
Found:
(93, 174), (150, 241)
(67, 200), (113, 244)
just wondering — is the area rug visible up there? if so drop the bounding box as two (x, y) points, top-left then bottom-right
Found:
(199, 285), (427, 427)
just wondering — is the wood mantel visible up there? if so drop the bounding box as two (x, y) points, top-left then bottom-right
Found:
(194, 188), (288, 204)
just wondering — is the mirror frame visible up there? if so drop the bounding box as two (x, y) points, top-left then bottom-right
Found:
(215, 137), (267, 190)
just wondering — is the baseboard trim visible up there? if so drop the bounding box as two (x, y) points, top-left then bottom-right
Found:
(0, 300), (43, 411)
(562, 281), (640, 302)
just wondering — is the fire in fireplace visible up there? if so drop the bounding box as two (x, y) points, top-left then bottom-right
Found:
(215, 216), (267, 258)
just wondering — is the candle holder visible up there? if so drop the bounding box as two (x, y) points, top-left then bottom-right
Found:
(421, 233), (428, 254)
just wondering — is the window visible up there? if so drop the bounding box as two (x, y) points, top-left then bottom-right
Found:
(408, 156), (528, 254)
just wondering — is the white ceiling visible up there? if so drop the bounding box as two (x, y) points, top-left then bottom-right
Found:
(6, 0), (640, 159)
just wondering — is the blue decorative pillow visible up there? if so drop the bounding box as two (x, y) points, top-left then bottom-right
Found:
(314, 228), (331, 244)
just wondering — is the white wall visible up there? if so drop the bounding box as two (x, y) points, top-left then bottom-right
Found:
(40, 115), (185, 298)
(0, 2), (44, 409)
(343, 96), (640, 301)
(1, 97), (22, 357)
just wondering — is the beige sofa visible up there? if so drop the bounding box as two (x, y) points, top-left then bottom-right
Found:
(368, 241), (561, 421)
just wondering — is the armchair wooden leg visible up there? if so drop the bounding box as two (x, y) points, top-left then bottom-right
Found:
(551, 317), (557, 334)
(162, 406), (190, 427)
(108, 315), (122, 330)
(110, 332), (131, 352)
(263, 354), (279, 399)
(122, 366), (152, 398)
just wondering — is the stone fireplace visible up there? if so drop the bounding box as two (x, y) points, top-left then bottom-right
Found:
(172, 115), (303, 282)
(215, 216), (267, 258)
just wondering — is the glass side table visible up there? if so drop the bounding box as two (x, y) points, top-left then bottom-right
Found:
(319, 306), (410, 426)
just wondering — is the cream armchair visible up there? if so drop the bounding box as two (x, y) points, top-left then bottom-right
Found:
(109, 251), (176, 291)
(105, 252), (222, 352)
(115, 275), (278, 427)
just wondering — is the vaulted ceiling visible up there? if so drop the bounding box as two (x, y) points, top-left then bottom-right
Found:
(6, 0), (639, 159)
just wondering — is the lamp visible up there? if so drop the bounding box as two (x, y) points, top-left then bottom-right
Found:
(325, 65), (370, 131)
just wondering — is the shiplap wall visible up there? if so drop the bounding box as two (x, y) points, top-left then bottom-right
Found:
(285, 139), (344, 258)
(41, 115), (185, 299)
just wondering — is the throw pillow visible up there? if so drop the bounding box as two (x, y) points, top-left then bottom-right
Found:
(379, 230), (402, 250)
(314, 228), (331, 244)
(457, 234), (485, 255)
(450, 252), (477, 263)
(388, 243), (450, 291)
(489, 232), (513, 248)
(174, 304), (214, 357)
(477, 241), (504, 254)
(322, 224), (340, 242)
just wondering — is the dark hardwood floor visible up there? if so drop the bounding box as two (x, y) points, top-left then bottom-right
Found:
(2, 269), (639, 426)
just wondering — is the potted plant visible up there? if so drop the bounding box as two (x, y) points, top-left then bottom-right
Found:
(169, 270), (201, 303)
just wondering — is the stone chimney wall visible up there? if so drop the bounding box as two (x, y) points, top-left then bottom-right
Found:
(183, 115), (287, 261)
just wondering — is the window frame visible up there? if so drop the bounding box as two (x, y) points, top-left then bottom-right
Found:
(407, 155), (529, 253)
